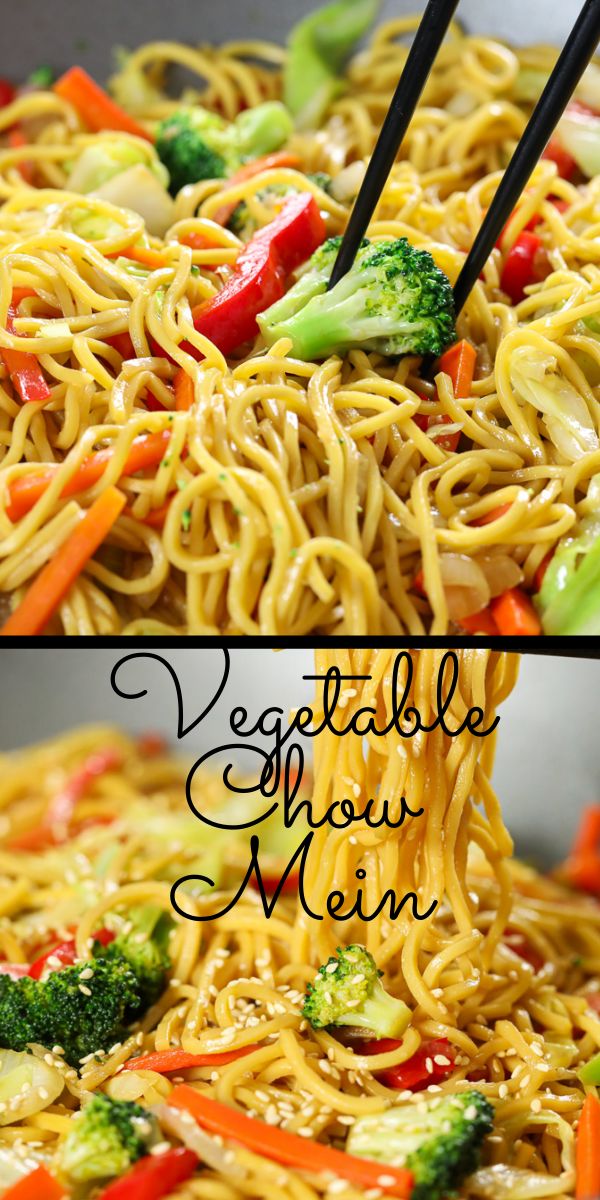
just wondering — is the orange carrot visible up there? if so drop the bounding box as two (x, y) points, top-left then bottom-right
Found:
(571, 807), (600, 860)
(437, 338), (477, 399)
(54, 67), (151, 140)
(566, 852), (600, 896)
(122, 1045), (260, 1073)
(169, 1084), (414, 1197)
(174, 367), (195, 411)
(212, 151), (302, 226)
(7, 126), (34, 183)
(470, 502), (512, 527)
(576, 1094), (600, 1199)
(489, 586), (542, 636)
(2, 1165), (65, 1200)
(458, 608), (500, 635)
(107, 244), (169, 269)
(6, 430), (171, 522)
(1, 486), (125, 636)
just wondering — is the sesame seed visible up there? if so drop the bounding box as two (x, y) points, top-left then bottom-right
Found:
(377, 1177), (397, 1188)
(433, 1055), (450, 1067)
(150, 1142), (171, 1156)
(530, 1098), (542, 1113)
(297, 1127), (313, 1137)
(78, 984), (92, 996)
(79, 967), (94, 980)
(465, 1105), (478, 1120)
(498, 1084), (508, 1099)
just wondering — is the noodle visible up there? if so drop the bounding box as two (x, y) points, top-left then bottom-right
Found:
(1, 650), (599, 1198)
(0, 26), (599, 632)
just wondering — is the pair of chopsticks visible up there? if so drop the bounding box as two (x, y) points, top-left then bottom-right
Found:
(329, 0), (600, 311)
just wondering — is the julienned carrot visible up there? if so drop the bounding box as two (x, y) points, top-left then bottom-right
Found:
(1, 486), (125, 636)
(122, 1044), (260, 1073)
(54, 67), (151, 140)
(174, 367), (195, 411)
(212, 151), (303, 226)
(2, 1165), (65, 1200)
(489, 586), (542, 636)
(571, 807), (600, 860)
(576, 1093), (600, 1199)
(437, 339), (477, 399)
(7, 126), (34, 184)
(108, 244), (170, 269)
(565, 853), (600, 896)
(6, 429), (171, 522)
(169, 1084), (414, 1197)
(470, 502), (512, 527)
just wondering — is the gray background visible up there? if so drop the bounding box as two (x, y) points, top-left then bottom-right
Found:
(7, 0), (582, 83)
(0, 650), (595, 867)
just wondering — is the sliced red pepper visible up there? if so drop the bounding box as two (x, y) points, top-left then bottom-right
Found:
(533, 549), (554, 593)
(352, 1036), (456, 1091)
(458, 608), (500, 636)
(189, 193), (326, 358)
(97, 1147), (198, 1200)
(122, 1044), (260, 1073)
(500, 231), (543, 304)
(0, 79), (16, 107)
(251, 870), (300, 895)
(413, 411), (459, 453)
(136, 732), (166, 758)
(542, 137), (577, 180)
(1, 293), (51, 403)
(504, 928), (544, 972)
(470, 502), (512, 527)
(7, 126), (34, 184)
(565, 853), (600, 896)
(571, 807), (600, 860)
(10, 746), (123, 850)
(2, 1165), (65, 1200)
(28, 928), (115, 979)
(105, 332), (136, 360)
(497, 211), (541, 245)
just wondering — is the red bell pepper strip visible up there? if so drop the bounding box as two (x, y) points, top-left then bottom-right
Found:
(122, 1044), (260, 1073)
(1, 294), (51, 403)
(489, 586), (541, 636)
(565, 853), (600, 896)
(571, 807), (600, 860)
(542, 137), (577, 180)
(7, 126), (34, 184)
(533, 549), (554, 593)
(54, 67), (151, 140)
(2, 1166), (65, 1200)
(251, 871), (300, 896)
(458, 608), (500, 636)
(413, 411), (460, 453)
(0, 79), (16, 107)
(504, 929), (544, 972)
(169, 1084), (414, 1197)
(9, 746), (123, 850)
(97, 1147), (198, 1200)
(470, 502), (512, 527)
(28, 928), (115, 980)
(190, 193), (326, 357)
(500, 231), (543, 304)
(352, 1037), (456, 1092)
(136, 732), (166, 758)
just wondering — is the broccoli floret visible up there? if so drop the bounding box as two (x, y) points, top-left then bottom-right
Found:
(348, 1090), (494, 1200)
(307, 170), (333, 193)
(94, 905), (172, 1014)
(0, 959), (140, 1068)
(156, 101), (293, 195)
(258, 236), (456, 361)
(229, 174), (332, 240)
(57, 1092), (158, 1182)
(302, 944), (411, 1038)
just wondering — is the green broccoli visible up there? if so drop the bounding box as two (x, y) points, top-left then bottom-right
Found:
(228, 172), (332, 240)
(156, 101), (293, 195)
(258, 236), (456, 361)
(0, 959), (140, 1068)
(302, 944), (411, 1037)
(57, 1092), (158, 1183)
(94, 905), (172, 1014)
(347, 1090), (494, 1200)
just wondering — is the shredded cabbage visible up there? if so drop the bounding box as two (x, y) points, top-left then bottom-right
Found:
(510, 346), (599, 461)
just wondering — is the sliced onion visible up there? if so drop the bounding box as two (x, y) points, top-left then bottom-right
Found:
(0, 1146), (47, 1187)
(477, 553), (523, 598)
(0, 1049), (64, 1125)
(468, 1164), (572, 1198)
(330, 161), (367, 203)
(154, 1103), (247, 1181)
(438, 554), (490, 620)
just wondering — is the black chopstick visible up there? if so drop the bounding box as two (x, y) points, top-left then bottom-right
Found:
(327, 0), (460, 290)
(453, 0), (600, 314)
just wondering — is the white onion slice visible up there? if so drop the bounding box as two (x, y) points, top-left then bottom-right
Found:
(155, 1103), (247, 1180)
(477, 553), (523, 598)
(0, 1049), (64, 1125)
(468, 1164), (573, 1198)
(438, 554), (490, 620)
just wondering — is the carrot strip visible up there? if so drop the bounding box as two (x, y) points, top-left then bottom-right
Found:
(565, 852), (600, 896)
(1, 486), (125, 636)
(107, 244), (169, 269)
(6, 429), (171, 522)
(572, 807), (600, 860)
(576, 1094), (600, 1199)
(470, 502), (512, 527)
(489, 587), (541, 636)
(122, 1045), (260, 1073)
(169, 1084), (414, 1197)
(54, 67), (151, 140)
(174, 367), (195, 411)
(212, 151), (303, 226)
(2, 1165), (65, 1200)
(437, 338), (477, 399)
(7, 126), (34, 184)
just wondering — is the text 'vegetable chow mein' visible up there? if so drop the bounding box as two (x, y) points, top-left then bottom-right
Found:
(2, 4), (600, 634)
(2, 650), (600, 1197)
